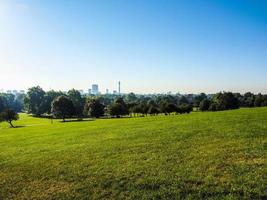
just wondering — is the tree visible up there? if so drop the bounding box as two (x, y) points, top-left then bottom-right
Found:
(13, 93), (26, 112)
(177, 104), (193, 114)
(209, 102), (218, 111)
(193, 93), (207, 108)
(24, 86), (45, 116)
(40, 90), (64, 114)
(159, 101), (177, 115)
(0, 96), (6, 112)
(199, 99), (211, 111)
(0, 109), (19, 128)
(108, 97), (129, 117)
(130, 104), (143, 116)
(125, 92), (138, 103)
(212, 92), (239, 111)
(68, 89), (85, 117)
(242, 92), (255, 107)
(148, 105), (160, 115)
(84, 98), (105, 118)
(254, 94), (263, 107)
(139, 102), (149, 116)
(178, 96), (189, 105)
(0, 93), (25, 112)
(165, 103), (177, 114)
(51, 96), (75, 121)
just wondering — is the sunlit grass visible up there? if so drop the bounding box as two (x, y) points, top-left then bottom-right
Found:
(0, 108), (266, 199)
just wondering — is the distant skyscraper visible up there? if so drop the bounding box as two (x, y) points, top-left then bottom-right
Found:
(92, 84), (99, 95)
(118, 81), (121, 95)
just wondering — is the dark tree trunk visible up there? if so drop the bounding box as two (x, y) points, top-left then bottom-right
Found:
(9, 120), (14, 128)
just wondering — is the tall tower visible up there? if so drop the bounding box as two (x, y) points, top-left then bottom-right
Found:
(92, 84), (99, 95)
(118, 81), (121, 95)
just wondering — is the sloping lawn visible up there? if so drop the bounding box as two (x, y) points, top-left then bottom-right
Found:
(0, 108), (266, 199)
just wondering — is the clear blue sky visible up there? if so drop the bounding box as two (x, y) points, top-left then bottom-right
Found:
(0, 0), (266, 94)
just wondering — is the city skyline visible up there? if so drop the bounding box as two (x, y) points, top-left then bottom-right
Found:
(1, 0), (267, 94)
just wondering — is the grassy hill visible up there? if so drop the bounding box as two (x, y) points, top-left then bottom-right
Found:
(0, 108), (266, 199)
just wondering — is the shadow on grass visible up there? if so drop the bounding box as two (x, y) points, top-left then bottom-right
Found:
(59, 119), (95, 123)
(13, 125), (26, 128)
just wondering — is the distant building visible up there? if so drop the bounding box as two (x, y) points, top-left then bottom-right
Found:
(92, 84), (99, 95)
(118, 81), (121, 95)
(113, 90), (117, 95)
(19, 90), (25, 94)
(88, 89), (92, 95)
(106, 89), (109, 94)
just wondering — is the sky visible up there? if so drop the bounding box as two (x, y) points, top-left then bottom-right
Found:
(0, 0), (266, 94)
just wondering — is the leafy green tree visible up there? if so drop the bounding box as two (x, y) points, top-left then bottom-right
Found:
(199, 99), (211, 111)
(193, 93), (207, 108)
(177, 104), (193, 114)
(242, 92), (255, 107)
(139, 102), (149, 116)
(262, 95), (267, 107)
(0, 93), (25, 112)
(148, 105), (160, 115)
(130, 104), (143, 116)
(178, 96), (189, 105)
(0, 96), (6, 112)
(24, 86), (45, 116)
(0, 109), (19, 128)
(254, 94), (263, 107)
(108, 97), (129, 117)
(68, 89), (85, 117)
(84, 98), (105, 118)
(212, 92), (239, 111)
(160, 101), (177, 115)
(125, 92), (138, 103)
(262, 100), (267, 107)
(108, 103), (123, 118)
(51, 96), (75, 121)
(209, 102), (218, 111)
(14, 93), (26, 112)
(165, 103), (177, 114)
(40, 90), (64, 114)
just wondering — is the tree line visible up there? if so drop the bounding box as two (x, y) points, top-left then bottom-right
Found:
(22, 86), (194, 121)
(1, 86), (267, 126)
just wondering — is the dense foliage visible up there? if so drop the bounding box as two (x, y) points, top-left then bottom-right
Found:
(2, 86), (267, 120)
(84, 99), (105, 118)
(0, 93), (24, 112)
(51, 96), (75, 121)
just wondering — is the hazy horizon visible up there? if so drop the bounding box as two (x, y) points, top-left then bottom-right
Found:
(1, 0), (267, 94)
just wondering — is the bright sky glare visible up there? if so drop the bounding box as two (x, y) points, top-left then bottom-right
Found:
(0, 0), (266, 94)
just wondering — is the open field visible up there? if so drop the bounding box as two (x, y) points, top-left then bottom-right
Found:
(0, 108), (266, 199)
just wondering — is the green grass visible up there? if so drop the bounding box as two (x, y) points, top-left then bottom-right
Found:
(0, 108), (266, 199)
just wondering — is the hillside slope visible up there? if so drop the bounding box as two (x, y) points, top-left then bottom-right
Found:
(0, 108), (266, 199)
